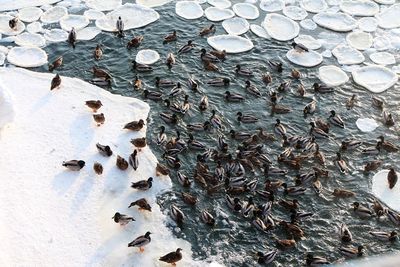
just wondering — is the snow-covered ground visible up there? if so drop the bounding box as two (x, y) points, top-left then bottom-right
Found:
(0, 67), (220, 266)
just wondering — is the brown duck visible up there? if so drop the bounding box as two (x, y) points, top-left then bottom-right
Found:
(94, 44), (103, 60)
(48, 56), (63, 71)
(93, 162), (103, 175)
(131, 137), (147, 149)
(116, 155), (129, 170)
(127, 36), (144, 48)
(388, 168), (398, 189)
(156, 163), (170, 176)
(124, 119), (145, 131)
(85, 100), (102, 112)
(159, 248), (182, 265)
(93, 113), (105, 126)
(129, 198), (152, 211)
(50, 74), (61, 90)
(92, 66), (111, 80)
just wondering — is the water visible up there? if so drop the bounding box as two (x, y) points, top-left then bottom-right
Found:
(29, 1), (400, 266)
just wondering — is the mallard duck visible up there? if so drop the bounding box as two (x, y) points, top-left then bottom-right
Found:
(210, 49), (226, 60)
(264, 164), (288, 177)
(92, 66), (111, 80)
(329, 110), (344, 128)
(341, 139), (362, 151)
(50, 74), (61, 90)
(378, 136), (398, 152)
(144, 89), (163, 101)
(181, 192), (197, 205)
(243, 80), (261, 97)
(116, 155), (128, 170)
(225, 195), (242, 212)
(361, 141), (382, 155)
(372, 198), (385, 217)
(310, 122), (329, 139)
(262, 72), (272, 84)
(170, 204), (184, 225)
(207, 77), (230, 86)
(237, 112), (258, 123)
(313, 83), (333, 93)
(334, 152), (348, 174)
(200, 210), (216, 225)
(315, 119), (330, 133)
(388, 168), (398, 189)
(292, 42), (309, 52)
(276, 238), (296, 249)
(94, 44), (103, 60)
(303, 100), (317, 116)
(353, 202), (373, 218)
(280, 221), (304, 239)
(168, 83), (183, 98)
(236, 64), (253, 77)
(68, 27), (77, 48)
(85, 100), (102, 112)
(112, 212), (134, 225)
(62, 160), (85, 171)
(225, 91), (244, 102)
(132, 60), (152, 72)
(48, 56), (63, 71)
(369, 231), (397, 242)
(160, 112), (178, 124)
(164, 30), (177, 43)
(204, 60), (219, 71)
(332, 188), (355, 198)
(279, 199), (299, 210)
(8, 16), (19, 30)
(156, 163), (169, 176)
(165, 155), (181, 169)
(129, 150), (139, 170)
(383, 110), (395, 126)
(124, 119), (145, 131)
(314, 144), (326, 165)
(96, 143), (112, 157)
(339, 245), (364, 258)
(305, 254), (330, 266)
(131, 177), (153, 190)
(93, 162), (103, 175)
(372, 96), (384, 109)
(346, 94), (357, 109)
(201, 48), (219, 62)
(291, 68), (301, 79)
(177, 171), (191, 187)
(133, 75), (142, 89)
(129, 198), (152, 211)
(156, 126), (167, 146)
(198, 95), (209, 111)
(128, 232), (151, 252)
(127, 36), (143, 48)
(131, 137), (146, 149)
(339, 223), (353, 242)
(386, 209), (400, 225)
(364, 160), (382, 172)
(93, 113), (105, 126)
(297, 84), (305, 97)
(252, 217), (269, 231)
(273, 119), (286, 137)
(89, 78), (111, 87)
(187, 134), (206, 150)
(159, 248), (183, 265)
(268, 60), (283, 72)
(282, 183), (306, 196)
(257, 250), (278, 265)
(278, 81), (291, 92)
(155, 77), (175, 87)
(166, 52), (176, 68)
(199, 24), (215, 36)
(116, 16), (124, 36)
(178, 40), (195, 54)
(241, 197), (255, 218)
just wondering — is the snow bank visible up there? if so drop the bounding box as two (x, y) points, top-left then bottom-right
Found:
(372, 170), (400, 212)
(0, 67), (208, 266)
(0, 80), (14, 132)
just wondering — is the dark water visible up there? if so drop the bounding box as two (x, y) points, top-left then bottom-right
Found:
(24, 0), (400, 266)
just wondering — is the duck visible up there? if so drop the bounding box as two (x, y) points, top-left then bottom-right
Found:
(156, 126), (167, 146)
(277, 81), (291, 92)
(383, 111), (395, 126)
(165, 155), (181, 169)
(68, 27), (77, 48)
(200, 48), (219, 62)
(187, 121), (210, 132)
(96, 143), (113, 157)
(257, 250), (278, 265)
(207, 77), (230, 87)
(279, 199), (299, 210)
(124, 119), (145, 131)
(200, 210), (216, 225)
(170, 204), (184, 225)
(177, 171), (191, 187)
(329, 110), (345, 128)
(353, 202), (373, 218)
(116, 16), (124, 36)
(276, 238), (296, 249)
(334, 152), (348, 174)
(225, 91), (244, 102)
(187, 134), (206, 150)
(282, 183), (306, 196)
(126, 36), (143, 48)
(129, 198), (152, 212)
(372, 96), (384, 109)
(166, 52), (176, 68)
(315, 119), (330, 133)
(169, 83), (184, 98)
(8, 16), (19, 30)
(164, 99), (182, 113)
(274, 119), (287, 137)
(131, 137), (147, 149)
(303, 100), (317, 116)
(156, 163), (170, 176)
(160, 112), (178, 124)
(48, 56), (63, 72)
(93, 162), (103, 175)
(305, 253), (331, 266)
(291, 68), (301, 79)
(204, 61), (219, 71)
(128, 232), (151, 252)
(341, 139), (362, 151)
(178, 40), (195, 54)
(346, 94), (357, 109)
(132, 60), (152, 72)
(236, 64), (253, 77)
(297, 84), (306, 97)
(237, 112), (258, 123)
(313, 83), (333, 93)
(131, 177), (153, 190)
(144, 90), (163, 101)
(361, 141), (381, 155)
(112, 212), (134, 225)
(62, 160), (85, 171)
(133, 75), (142, 89)
(93, 113), (105, 126)
(199, 95), (209, 111)
(181, 192), (197, 205)
(92, 66), (111, 80)
(340, 223), (353, 242)
(226, 195), (242, 212)
(85, 100), (102, 112)
(50, 74), (61, 90)
(252, 217), (269, 232)
(116, 155), (129, 170)
(309, 122), (329, 139)
(388, 168), (398, 189)
(241, 197), (255, 218)
(188, 76), (199, 92)
(386, 209), (400, 225)
(292, 41), (309, 52)
(363, 160), (382, 173)
(94, 44), (103, 60)
(159, 248), (183, 265)
(230, 130), (252, 140)
(129, 150), (139, 170)
(280, 221), (304, 239)
(163, 30), (177, 43)
(378, 136), (398, 152)
(339, 245), (364, 258)
(262, 72), (272, 84)
(199, 24), (215, 36)
(155, 77), (176, 87)
(245, 80), (261, 97)
(369, 231), (397, 242)
(268, 60), (283, 72)
(332, 188), (355, 198)
(372, 199), (385, 217)
(210, 49), (226, 60)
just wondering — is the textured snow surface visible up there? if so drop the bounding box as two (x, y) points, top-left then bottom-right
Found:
(0, 79), (14, 130)
(40, 6), (68, 24)
(222, 17), (250, 35)
(372, 170), (400, 212)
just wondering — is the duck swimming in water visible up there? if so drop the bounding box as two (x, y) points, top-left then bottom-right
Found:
(164, 30), (177, 43)
(210, 49), (226, 60)
(94, 44), (103, 60)
(127, 36), (143, 48)
(68, 27), (77, 48)
(48, 56), (63, 72)
(235, 64), (253, 77)
(132, 60), (152, 72)
(199, 24), (215, 36)
(329, 110), (344, 128)
(166, 53), (176, 68)
(268, 60), (283, 72)
(245, 81), (261, 97)
(178, 40), (195, 54)
(207, 77), (230, 87)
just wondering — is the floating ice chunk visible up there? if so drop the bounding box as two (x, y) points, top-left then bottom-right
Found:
(356, 118), (378, 132)
(321, 49), (332, 57)
(18, 7), (43, 23)
(300, 0), (327, 13)
(205, 7), (235, 21)
(283, 6), (308, 20)
(372, 170), (400, 212)
(85, 0), (122, 11)
(0, 53), (5, 65)
(60, 15), (90, 31)
(0, 15), (25, 36)
(373, 0), (394, 4)
(376, 4), (400, 29)
(84, 9), (105, 20)
(373, 36), (391, 51)
(318, 31), (345, 49)
(7, 47), (48, 67)
(392, 65), (400, 74)
(300, 19), (317, 30)
(96, 4), (159, 32)
(346, 31), (373, 50)
(135, 49), (160, 65)
(76, 27), (101, 40)
(318, 65), (349, 86)
(340, 0), (379, 16)
(370, 52), (396, 65)
(313, 12), (357, 32)
(332, 44), (365, 64)
(263, 14), (299, 41)
(0, 46), (9, 54)
(207, 35), (254, 53)
(44, 29), (68, 42)
(0, 0), (61, 12)
(222, 17), (250, 35)
(260, 0), (285, 12)
(352, 65), (398, 93)
(176, 1), (204, 20)
(358, 17), (378, 32)
(27, 22), (44, 33)
(294, 34), (321, 49)
(208, 0), (232, 8)
(286, 49), (323, 67)
(41, 6), (68, 23)
(136, 0), (173, 7)
(14, 32), (46, 47)
(233, 3), (259, 19)
(250, 24), (271, 39)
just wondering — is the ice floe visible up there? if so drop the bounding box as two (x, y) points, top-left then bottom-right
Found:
(340, 0), (379, 16)
(85, 0), (122, 11)
(233, 3), (259, 19)
(313, 12), (357, 32)
(208, 0), (232, 9)
(356, 118), (378, 132)
(358, 17), (378, 32)
(207, 34), (254, 53)
(95, 4), (159, 32)
(259, 0), (285, 12)
(205, 7), (235, 21)
(14, 32), (46, 47)
(332, 44), (365, 64)
(294, 34), (321, 49)
(373, 36), (392, 51)
(41, 6), (68, 24)
(370, 52), (396, 65)
(60, 15), (90, 31)
(372, 170), (400, 212)
(352, 65), (398, 93)
(376, 4), (400, 29)
(44, 28), (68, 42)
(0, 46), (8, 55)
(0, 15), (25, 36)
(7, 47), (48, 67)
(263, 14), (299, 41)
(286, 49), (323, 67)
(135, 49), (160, 65)
(136, 0), (173, 8)
(373, 0), (394, 4)
(0, 0), (61, 12)
(18, 7), (43, 23)
(76, 27), (101, 40)
(0, 53), (5, 65)
(346, 31), (373, 50)
(222, 17), (250, 35)
(84, 9), (105, 20)
(283, 6), (308, 21)
(300, 19), (317, 30)
(250, 24), (271, 39)
(318, 65), (349, 86)
(300, 0), (328, 13)
(176, 1), (204, 20)
(321, 49), (332, 57)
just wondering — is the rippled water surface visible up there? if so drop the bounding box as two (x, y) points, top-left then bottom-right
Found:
(27, 0), (400, 265)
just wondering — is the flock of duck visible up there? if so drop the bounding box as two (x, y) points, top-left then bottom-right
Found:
(44, 14), (400, 266)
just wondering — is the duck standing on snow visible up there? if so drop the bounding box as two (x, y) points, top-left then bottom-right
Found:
(388, 168), (398, 189)
(50, 74), (61, 90)
(292, 42), (309, 53)
(131, 177), (153, 190)
(116, 155), (129, 170)
(128, 232), (151, 252)
(93, 113), (105, 126)
(8, 16), (19, 30)
(68, 27), (77, 48)
(124, 119), (145, 131)
(93, 162), (103, 175)
(96, 143), (113, 157)
(48, 56), (63, 72)
(62, 160), (85, 171)
(159, 248), (183, 265)
(129, 198), (152, 212)
(112, 212), (134, 225)
(129, 150), (139, 170)
(85, 100), (102, 112)
(116, 16), (124, 36)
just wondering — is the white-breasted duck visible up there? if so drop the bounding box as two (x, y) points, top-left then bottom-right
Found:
(131, 177), (153, 190)
(178, 40), (195, 54)
(144, 89), (163, 101)
(129, 150), (139, 170)
(128, 232), (151, 252)
(62, 160), (85, 171)
(96, 143), (113, 157)
(112, 212), (134, 225)
(235, 64), (253, 77)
